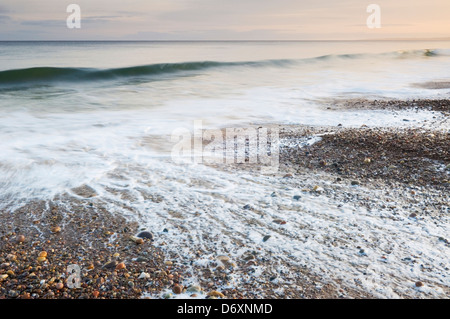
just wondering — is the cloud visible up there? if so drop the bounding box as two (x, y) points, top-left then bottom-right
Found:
(0, 15), (12, 23)
(0, 0), (449, 40)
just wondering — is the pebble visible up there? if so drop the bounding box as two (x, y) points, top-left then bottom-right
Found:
(172, 285), (183, 294)
(186, 285), (202, 293)
(16, 235), (25, 243)
(351, 181), (360, 186)
(313, 186), (324, 193)
(93, 291), (100, 298)
(0, 274), (8, 280)
(415, 281), (424, 287)
(37, 256), (47, 263)
(293, 195), (301, 200)
(273, 219), (287, 225)
(55, 282), (64, 290)
(137, 231), (153, 240)
(39, 251), (48, 258)
(116, 263), (126, 270)
(138, 272), (150, 279)
(129, 236), (144, 245)
(103, 261), (118, 269)
(263, 235), (271, 242)
(207, 290), (225, 298)
(217, 255), (230, 262)
(51, 226), (61, 233)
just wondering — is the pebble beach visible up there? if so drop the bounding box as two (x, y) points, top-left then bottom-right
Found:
(1, 98), (448, 299)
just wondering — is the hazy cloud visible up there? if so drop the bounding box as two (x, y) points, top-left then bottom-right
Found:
(0, 0), (448, 40)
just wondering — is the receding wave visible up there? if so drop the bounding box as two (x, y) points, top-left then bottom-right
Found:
(0, 49), (443, 87)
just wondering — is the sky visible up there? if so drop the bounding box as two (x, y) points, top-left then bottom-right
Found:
(0, 0), (449, 40)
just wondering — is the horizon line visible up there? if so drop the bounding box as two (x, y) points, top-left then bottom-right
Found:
(1, 37), (450, 43)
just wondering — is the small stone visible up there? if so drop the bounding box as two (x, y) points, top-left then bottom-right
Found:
(137, 231), (153, 240)
(273, 219), (287, 225)
(129, 236), (144, 244)
(351, 181), (360, 186)
(103, 261), (118, 269)
(207, 290), (225, 298)
(263, 235), (271, 242)
(16, 235), (25, 243)
(0, 274), (8, 280)
(293, 195), (301, 200)
(186, 285), (202, 293)
(128, 281), (135, 288)
(173, 285), (183, 294)
(116, 262), (126, 270)
(138, 272), (150, 279)
(163, 293), (173, 299)
(313, 186), (324, 193)
(39, 251), (48, 258)
(93, 291), (100, 298)
(37, 256), (47, 263)
(217, 255), (230, 262)
(415, 281), (424, 287)
(216, 265), (225, 271)
(55, 282), (64, 290)
(164, 261), (173, 266)
(243, 204), (251, 210)
(364, 158), (372, 164)
(409, 213), (417, 218)
(51, 226), (61, 233)
(283, 174), (293, 178)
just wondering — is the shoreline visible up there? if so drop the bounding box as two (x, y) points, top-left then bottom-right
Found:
(1, 98), (449, 299)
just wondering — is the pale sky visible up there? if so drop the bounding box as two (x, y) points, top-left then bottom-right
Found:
(0, 0), (449, 40)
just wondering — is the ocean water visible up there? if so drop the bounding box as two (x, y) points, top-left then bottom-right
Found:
(0, 41), (449, 297)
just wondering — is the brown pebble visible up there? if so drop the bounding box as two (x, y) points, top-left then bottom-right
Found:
(415, 281), (424, 287)
(51, 226), (61, 233)
(116, 262), (126, 270)
(39, 251), (48, 258)
(173, 285), (183, 294)
(37, 256), (47, 263)
(207, 290), (225, 298)
(16, 235), (25, 243)
(93, 290), (100, 298)
(55, 282), (64, 290)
